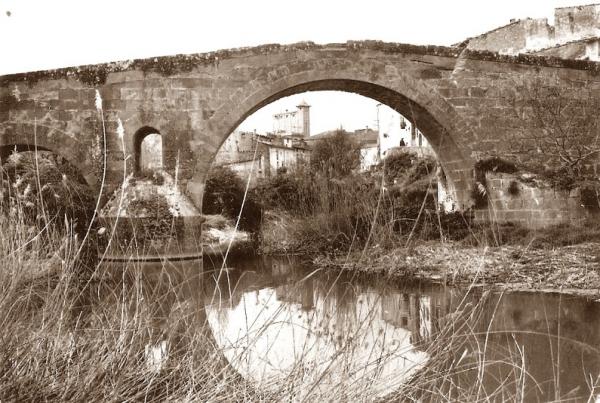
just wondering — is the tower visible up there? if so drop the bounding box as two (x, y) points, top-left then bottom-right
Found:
(296, 100), (311, 137)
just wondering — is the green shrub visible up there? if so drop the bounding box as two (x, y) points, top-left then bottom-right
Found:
(381, 152), (413, 182)
(203, 166), (262, 232)
(507, 180), (520, 196)
(255, 171), (317, 214)
(258, 151), (485, 252)
(309, 129), (361, 178)
(379, 151), (436, 186)
(128, 196), (177, 241)
(0, 151), (95, 234)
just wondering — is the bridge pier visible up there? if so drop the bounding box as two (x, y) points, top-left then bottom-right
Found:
(98, 171), (204, 262)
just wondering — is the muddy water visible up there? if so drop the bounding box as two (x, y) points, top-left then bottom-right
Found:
(203, 255), (600, 400)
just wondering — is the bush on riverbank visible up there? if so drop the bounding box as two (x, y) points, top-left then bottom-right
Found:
(202, 166), (262, 232)
(381, 151), (437, 186)
(255, 168), (317, 213)
(258, 151), (476, 254)
(0, 151), (95, 234)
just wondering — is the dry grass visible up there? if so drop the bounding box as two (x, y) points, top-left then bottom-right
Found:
(2, 192), (600, 401)
(0, 211), (270, 402)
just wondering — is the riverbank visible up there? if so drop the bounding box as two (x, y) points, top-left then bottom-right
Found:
(202, 214), (254, 257)
(260, 202), (600, 298)
(312, 242), (600, 298)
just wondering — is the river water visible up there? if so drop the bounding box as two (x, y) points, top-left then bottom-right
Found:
(202, 254), (600, 401)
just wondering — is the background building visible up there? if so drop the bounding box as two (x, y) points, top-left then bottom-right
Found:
(461, 3), (600, 61)
(215, 99), (437, 182)
(215, 129), (310, 185)
(273, 101), (311, 137)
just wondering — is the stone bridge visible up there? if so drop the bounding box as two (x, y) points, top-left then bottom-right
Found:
(1, 41), (600, 232)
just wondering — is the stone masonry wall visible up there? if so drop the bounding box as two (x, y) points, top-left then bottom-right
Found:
(555, 4), (600, 42)
(475, 172), (591, 229)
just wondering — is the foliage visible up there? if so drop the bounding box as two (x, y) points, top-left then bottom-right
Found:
(507, 180), (520, 196)
(309, 129), (361, 178)
(0, 151), (95, 234)
(255, 170), (317, 214)
(203, 166), (262, 232)
(282, 174), (383, 253)
(459, 220), (600, 249)
(138, 170), (166, 186)
(0, 198), (555, 403)
(0, 206), (266, 401)
(380, 151), (437, 186)
(127, 195), (179, 244)
(515, 82), (600, 177)
(381, 151), (413, 181)
(260, 152), (476, 253)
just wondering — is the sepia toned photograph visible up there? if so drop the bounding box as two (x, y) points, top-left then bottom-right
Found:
(2, 1), (600, 401)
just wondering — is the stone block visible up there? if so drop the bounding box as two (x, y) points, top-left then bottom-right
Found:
(78, 89), (96, 109)
(58, 88), (78, 101)
(449, 98), (468, 107)
(59, 110), (75, 122)
(569, 188), (581, 198)
(469, 87), (487, 97)
(120, 81), (145, 89)
(120, 88), (154, 101)
(103, 99), (127, 110)
(105, 70), (146, 84)
(124, 100), (144, 111)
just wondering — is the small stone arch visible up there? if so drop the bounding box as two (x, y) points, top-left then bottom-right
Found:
(0, 122), (97, 188)
(134, 126), (163, 174)
(0, 143), (91, 187)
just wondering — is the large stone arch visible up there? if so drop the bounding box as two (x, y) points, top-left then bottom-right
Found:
(189, 64), (476, 208)
(0, 121), (98, 187)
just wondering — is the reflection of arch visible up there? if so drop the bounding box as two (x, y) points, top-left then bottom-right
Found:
(194, 74), (477, 208)
(134, 126), (163, 173)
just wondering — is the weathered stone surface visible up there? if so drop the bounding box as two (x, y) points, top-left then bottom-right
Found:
(483, 172), (595, 228)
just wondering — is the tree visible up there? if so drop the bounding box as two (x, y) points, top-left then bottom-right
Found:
(202, 166), (262, 231)
(309, 129), (361, 178)
(514, 82), (600, 178)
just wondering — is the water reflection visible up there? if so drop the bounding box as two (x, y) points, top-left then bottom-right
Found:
(204, 255), (600, 400)
(204, 256), (461, 397)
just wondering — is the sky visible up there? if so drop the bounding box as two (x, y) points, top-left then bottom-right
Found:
(0, 0), (591, 136)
